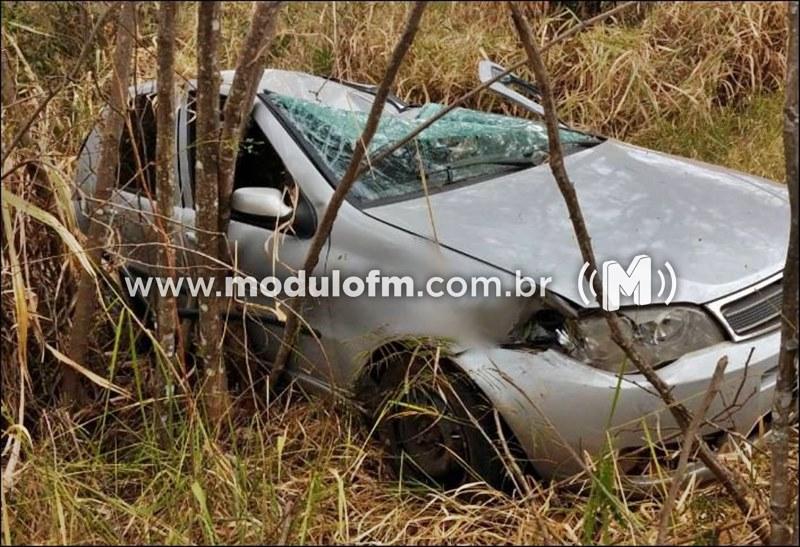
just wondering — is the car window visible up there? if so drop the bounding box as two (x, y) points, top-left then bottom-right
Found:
(233, 117), (293, 191)
(117, 93), (157, 197)
(269, 93), (600, 203)
(184, 90), (221, 197)
(185, 92), (291, 200)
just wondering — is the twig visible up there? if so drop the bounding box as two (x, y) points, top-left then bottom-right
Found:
(277, 498), (297, 544)
(769, 2), (799, 544)
(63, 1), (136, 405)
(508, 3), (769, 542)
(356, 1), (637, 181)
(152, 0), (182, 426)
(493, 408), (533, 498)
(1, 3), (117, 166)
(195, 1), (228, 425)
(671, 511), (768, 545)
(656, 356), (728, 544)
(217, 1), (285, 242)
(269, 1), (428, 387)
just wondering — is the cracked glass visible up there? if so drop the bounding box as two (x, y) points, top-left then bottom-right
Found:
(271, 93), (600, 202)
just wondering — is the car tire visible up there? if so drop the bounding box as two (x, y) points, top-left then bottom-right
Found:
(358, 347), (519, 490)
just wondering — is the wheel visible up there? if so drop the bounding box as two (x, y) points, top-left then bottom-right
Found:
(358, 347), (519, 490)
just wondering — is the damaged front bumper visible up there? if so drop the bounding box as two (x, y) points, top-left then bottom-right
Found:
(454, 329), (782, 479)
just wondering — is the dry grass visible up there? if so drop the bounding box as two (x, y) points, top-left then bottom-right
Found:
(633, 91), (786, 181)
(4, 385), (792, 544)
(3, 2), (789, 139)
(0, 1), (793, 545)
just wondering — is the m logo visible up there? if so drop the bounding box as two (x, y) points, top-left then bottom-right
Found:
(578, 254), (677, 311)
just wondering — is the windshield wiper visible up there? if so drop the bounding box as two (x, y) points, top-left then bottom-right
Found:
(418, 155), (540, 186)
(446, 154), (544, 169)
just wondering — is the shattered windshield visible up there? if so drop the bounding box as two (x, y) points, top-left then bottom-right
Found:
(270, 93), (600, 203)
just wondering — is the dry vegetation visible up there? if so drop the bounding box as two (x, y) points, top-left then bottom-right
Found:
(1, 2), (794, 544)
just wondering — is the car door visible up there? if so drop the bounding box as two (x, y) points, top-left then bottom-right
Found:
(177, 94), (314, 278)
(177, 95), (330, 379)
(75, 86), (182, 276)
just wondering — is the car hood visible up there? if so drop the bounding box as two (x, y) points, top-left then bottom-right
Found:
(366, 140), (789, 306)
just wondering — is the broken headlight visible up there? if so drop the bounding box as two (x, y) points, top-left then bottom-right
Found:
(560, 306), (727, 373)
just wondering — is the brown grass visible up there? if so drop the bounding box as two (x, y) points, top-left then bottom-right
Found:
(1, 2), (793, 545)
(4, 390), (791, 544)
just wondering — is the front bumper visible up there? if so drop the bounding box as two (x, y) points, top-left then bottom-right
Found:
(455, 329), (781, 479)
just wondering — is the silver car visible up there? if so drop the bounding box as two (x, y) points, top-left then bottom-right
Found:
(75, 63), (791, 488)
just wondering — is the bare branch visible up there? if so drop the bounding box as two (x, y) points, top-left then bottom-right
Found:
(357, 1), (638, 182)
(154, 1), (181, 383)
(508, 3), (769, 542)
(769, 2), (799, 544)
(63, 1), (136, 405)
(1, 46), (15, 108)
(195, 0), (228, 424)
(657, 357), (728, 544)
(217, 1), (285, 243)
(1, 4), (117, 166)
(269, 1), (428, 387)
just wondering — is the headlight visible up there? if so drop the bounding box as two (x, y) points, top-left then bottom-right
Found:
(561, 306), (726, 373)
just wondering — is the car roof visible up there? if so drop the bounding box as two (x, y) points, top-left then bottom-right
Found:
(130, 68), (404, 115)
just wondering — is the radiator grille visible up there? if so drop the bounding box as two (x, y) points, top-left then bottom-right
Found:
(720, 279), (783, 336)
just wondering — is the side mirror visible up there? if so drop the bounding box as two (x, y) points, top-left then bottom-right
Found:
(231, 187), (293, 219)
(478, 60), (545, 117)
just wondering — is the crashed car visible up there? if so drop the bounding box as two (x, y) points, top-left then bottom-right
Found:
(75, 62), (791, 488)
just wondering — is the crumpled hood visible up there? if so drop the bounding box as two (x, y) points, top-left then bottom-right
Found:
(367, 140), (789, 306)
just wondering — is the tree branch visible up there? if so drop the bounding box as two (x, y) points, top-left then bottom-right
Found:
(154, 1), (181, 388)
(355, 1), (637, 182)
(62, 2), (136, 405)
(195, 0), (228, 424)
(217, 1), (285, 242)
(268, 1), (428, 387)
(1, 3), (117, 166)
(657, 357), (728, 544)
(769, 2), (799, 544)
(508, 3), (769, 542)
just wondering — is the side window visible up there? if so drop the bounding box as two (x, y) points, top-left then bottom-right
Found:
(234, 117), (292, 191)
(117, 93), (157, 197)
(185, 91), (292, 200)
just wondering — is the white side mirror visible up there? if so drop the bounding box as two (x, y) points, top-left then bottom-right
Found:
(478, 60), (545, 117)
(231, 187), (293, 219)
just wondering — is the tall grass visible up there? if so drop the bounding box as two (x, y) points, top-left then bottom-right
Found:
(1, 2), (793, 545)
(2, 2), (789, 140)
(1, 385), (779, 544)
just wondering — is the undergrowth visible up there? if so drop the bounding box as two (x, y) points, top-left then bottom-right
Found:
(1, 2), (793, 545)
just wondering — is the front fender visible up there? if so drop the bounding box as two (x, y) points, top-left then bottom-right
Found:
(453, 331), (779, 479)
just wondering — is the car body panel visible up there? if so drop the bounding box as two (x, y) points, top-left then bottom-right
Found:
(366, 139), (789, 307)
(455, 329), (780, 477)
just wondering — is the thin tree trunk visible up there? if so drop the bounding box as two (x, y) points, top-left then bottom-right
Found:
(217, 1), (284, 244)
(195, 1), (228, 425)
(154, 1), (180, 399)
(508, 3), (769, 542)
(63, 1), (135, 406)
(769, 2), (799, 544)
(268, 1), (428, 388)
(1, 47), (15, 110)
